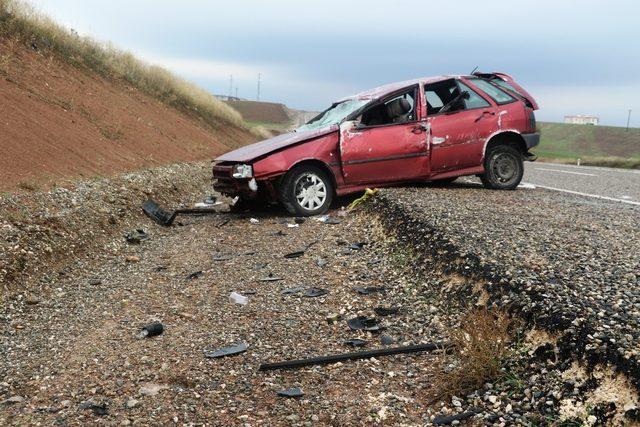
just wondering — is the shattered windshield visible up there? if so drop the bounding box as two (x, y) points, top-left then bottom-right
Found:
(297, 99), (369, 132)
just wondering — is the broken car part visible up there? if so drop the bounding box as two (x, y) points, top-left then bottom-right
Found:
(347, 316), (380, 331)
(229, 292), (249, 305)
(138, 322), (164, 339)
(284, 250), (305, 259)
(258, 274), (283, 282)
(203, 343), (248, 359)
(277, 387), (304, 398)
(259, 342), (447, 371)
(353, 286), (386, 295)
(125, 229), (148, 244)
(303, 287), (329, 298)
(374, 306), (400, 316)
(343, 338), (368, 347)
(142, 199), (219, 227)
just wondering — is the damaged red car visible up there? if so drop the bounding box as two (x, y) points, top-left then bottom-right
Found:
(213, 72), (539, 216)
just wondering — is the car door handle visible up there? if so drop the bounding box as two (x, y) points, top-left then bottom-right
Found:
(475, 111), (495, 122)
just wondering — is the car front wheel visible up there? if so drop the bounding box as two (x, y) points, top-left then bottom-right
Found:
(280, 165), (334, 216)
(480, 145), (524, 190)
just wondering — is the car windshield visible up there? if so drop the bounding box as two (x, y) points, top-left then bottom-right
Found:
(297, 99), (369, 132)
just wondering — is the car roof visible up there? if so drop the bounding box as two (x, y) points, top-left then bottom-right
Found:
(337, 75), (468, 103)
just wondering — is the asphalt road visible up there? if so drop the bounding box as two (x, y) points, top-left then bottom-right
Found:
(522, 162), (640, 206)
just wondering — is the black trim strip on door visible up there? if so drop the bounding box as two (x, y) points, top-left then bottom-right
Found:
(342, 151), (428, 166)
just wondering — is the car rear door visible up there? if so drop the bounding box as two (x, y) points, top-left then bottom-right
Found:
(427, 79), (498, 173)
(339, 86), (430, 184)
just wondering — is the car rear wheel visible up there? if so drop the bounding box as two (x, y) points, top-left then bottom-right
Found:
(480, 145), (523, 190)
(280, 165), (334, 216)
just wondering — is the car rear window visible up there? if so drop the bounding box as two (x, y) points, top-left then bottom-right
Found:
(467, 78), (515, 105)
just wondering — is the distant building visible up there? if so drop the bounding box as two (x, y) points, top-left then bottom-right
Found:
(564, 115), (599, 125)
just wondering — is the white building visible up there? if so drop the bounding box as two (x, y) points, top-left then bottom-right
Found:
(564, 115), (599, 125)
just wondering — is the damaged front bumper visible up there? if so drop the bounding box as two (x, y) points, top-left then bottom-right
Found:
(212, 163), (258, 198)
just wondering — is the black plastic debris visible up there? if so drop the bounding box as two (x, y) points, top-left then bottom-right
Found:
(212, 254), (234, 262)
(380, 335), (395, 345)
(324, 217), (341, 225)
(139, 322), (164, 338)
(347, 316), (380, 331)
(272, 230), (287, 237)
(374, 306), (400, 317)
(242, 290), (258, 295)
(349, 242), (366, 251)
(281, 287), (305, 295)
(259, 342), (448, 371)
(303, 288), (329, 298)
(142, 199), (219, 227)
(294, 217), (306, 224)
(433, 409), (479, 425)
(258, 274), (283, 282)
(353, 286), (386, 295)
(277, 387), (304, 398)
(204, 343), (248, 359)
(215, 218), (230, 228)
(284, 250), (305, 259)
(79, 402), (108, 416)
(154, 265), (167, 272)
(344, 338), (368, 347)
(186, 271), (203, 280)
(125, 229), (148, 244)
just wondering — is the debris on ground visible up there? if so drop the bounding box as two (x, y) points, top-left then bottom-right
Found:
(347, 188), (378, 211)
(186, 270), (204, 280)
(259, 343), (445, 371)
(303, 287), (329, 298)
(347, 316), (381, 331)
(124, 229), (148, 244)
(229, 291), (249, 305)
(203, 343), (248, 359)
(374, 306), (400, 316)
(78, 401), (108, 416)
(284, 250), (305, 259)
(353, 286), (386, 295)
(326, 313), (342, 324)
(142, 199), (219, 226)
(258, 273), (283, 282)
(138, 322), (164, 339)
(249, 218), (259, 224)
(277, 387), (304, 398)
(344, 339), (368, 347)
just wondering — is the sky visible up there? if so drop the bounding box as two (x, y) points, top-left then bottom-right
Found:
(27, 0), (640, 126)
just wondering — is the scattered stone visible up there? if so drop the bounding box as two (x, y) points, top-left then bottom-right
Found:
(125, 255), (140, 263)
(277, 387), (304, 398)
(138, 383), (168, 396)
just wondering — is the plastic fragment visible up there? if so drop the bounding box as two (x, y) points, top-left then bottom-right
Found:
(347, 316), (380, 331)
(284, 250), (305, 259)
(374, 306), (400, 316)
(353, 286), (386, 295)
(249, 218), (259, 224)
(138, 322), (164, 339)
(277, 387), (304, 398)
(229, 292), (249, 305)
(303, 288), (329, 298)
(204, 343), (248, 359)
(344, 338), (368, 347)
(186, 271), (203, 280)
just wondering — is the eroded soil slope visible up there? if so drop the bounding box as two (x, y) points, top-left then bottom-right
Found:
(0, 39), (255, 191)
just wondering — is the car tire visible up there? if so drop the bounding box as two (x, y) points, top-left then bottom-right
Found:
(480, 144), (524, 190)
(280, 164), (334, 216)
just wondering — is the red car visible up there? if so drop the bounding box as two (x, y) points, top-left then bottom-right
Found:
(213, 72), (539, 216)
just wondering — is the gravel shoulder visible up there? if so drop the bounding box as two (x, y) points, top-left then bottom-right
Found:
(3, 168), (640, 426)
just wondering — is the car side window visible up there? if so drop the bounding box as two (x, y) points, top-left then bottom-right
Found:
(457, 82), (490, 109)
(467, 78), (515, 104)
(359, 89), (416, 127)
(425, 79), (466, 116)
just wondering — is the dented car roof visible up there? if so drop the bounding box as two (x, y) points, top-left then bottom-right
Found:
(337, 75), (463, 102)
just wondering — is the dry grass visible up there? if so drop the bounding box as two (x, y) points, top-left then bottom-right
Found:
(0, 0), (263, 136)
(431, 308), (513, 401)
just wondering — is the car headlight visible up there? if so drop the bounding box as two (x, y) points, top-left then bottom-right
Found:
(232, 164), (253, 179)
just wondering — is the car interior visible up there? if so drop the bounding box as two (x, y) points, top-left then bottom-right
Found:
(424, 79), (466, 115)
(359, 89), (416, 127)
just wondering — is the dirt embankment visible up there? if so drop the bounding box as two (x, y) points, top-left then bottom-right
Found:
(0, 39), (256, 192)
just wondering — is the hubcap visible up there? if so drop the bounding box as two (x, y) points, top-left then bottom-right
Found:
(294, 173), (327, 211)
(491, 152), (518, 184)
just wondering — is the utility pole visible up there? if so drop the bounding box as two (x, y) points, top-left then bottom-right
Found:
(627, 109), (632, 131)
(229, 75), (233, 100)
(257, 73), (261, 101)
(235, 87), (238, 100)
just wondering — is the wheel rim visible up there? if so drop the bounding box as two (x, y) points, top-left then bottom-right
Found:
(294, 172), (327, 211)
(491, 152), (519, 184)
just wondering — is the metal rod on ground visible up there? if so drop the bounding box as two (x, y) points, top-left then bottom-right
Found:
(258, 342), (449, 371)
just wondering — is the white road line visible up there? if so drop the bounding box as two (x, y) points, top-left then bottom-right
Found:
(522, 182), (640, 206)
(535, 168), (597, 177)
(537, 162), (640, 175)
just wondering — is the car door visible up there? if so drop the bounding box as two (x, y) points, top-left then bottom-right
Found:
(427, 79), (497, 173)
(339, 86), (430, 184)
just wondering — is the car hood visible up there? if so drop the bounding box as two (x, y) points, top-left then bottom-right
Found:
(215, 126), (337, 163)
